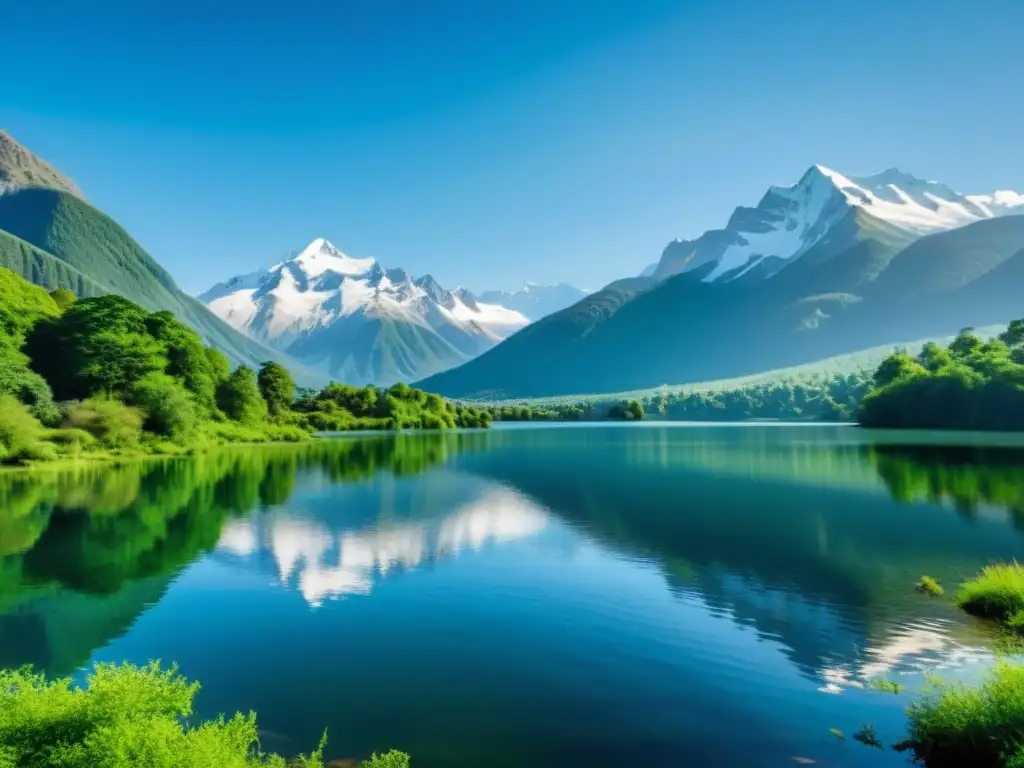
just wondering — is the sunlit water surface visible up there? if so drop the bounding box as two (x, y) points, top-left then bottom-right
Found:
(3, 424), (1024, 766)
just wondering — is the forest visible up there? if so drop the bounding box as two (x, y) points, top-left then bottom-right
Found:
(859, 319), (1024, 430)
(0, 268), (490, 465)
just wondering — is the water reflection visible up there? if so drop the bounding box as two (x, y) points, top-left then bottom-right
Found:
(217, 484), (548, 606)
(0, 425), (1022, 764)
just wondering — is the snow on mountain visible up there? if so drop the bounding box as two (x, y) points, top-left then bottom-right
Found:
(654, 165), (1024, 282)
(477, 282), (590, 321)
(199, 238), (530, 385)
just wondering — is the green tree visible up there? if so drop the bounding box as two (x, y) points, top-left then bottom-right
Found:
(257, 361), (295, 417)
(26, 295), (165, 400)
(65, 397), (145, 448)
(949, 329), (984, 359)
(627, 400), (645, 420)
(129, 372), (199, 443)
(48, 288), (76, 312)
(217, 366), (268, 425)
(0, 394), (45, 462)
(205, 347), (232, 383)
(146, 310), (221, 411)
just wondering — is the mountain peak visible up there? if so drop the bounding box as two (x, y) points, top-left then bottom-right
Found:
(0, 130), (87, 200)
(655, 164), (1024, 283)
(291, 238), (375, 278)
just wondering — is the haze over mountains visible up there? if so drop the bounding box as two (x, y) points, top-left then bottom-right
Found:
(420, 165), (1024, 398)
(200, 240), (587, 385)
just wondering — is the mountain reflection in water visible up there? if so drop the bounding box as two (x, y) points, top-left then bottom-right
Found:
(1, 426), (1023, 768)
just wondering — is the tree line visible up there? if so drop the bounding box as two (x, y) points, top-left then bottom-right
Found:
(859, 320), (1024, 430)
(0, 268), (491, 465)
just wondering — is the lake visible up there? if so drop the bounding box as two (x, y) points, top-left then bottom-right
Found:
(2, 424), (1024, 766)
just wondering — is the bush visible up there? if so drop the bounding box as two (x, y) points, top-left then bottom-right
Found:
(0, 394), (44, 461)
(0, 662), (331, 768)
(65, 397), (144, 449)
(7, 440), (59, 464)
(360, 752), (411, 768)
(45, 427), (97, 448)
(955, 563), (1024, 630)
(217, 366), (268, 425)
(908, 662), (1024, 768)
(130, 372), (200, 443)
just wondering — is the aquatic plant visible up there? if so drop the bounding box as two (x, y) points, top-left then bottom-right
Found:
(917, 575), (945, 597)
(853, 724), (883, 749)
(907, 661), (1024, 768)
(955, 562), (1024, 631)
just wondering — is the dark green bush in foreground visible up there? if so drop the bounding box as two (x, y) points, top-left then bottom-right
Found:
(0, 662), (409, 768)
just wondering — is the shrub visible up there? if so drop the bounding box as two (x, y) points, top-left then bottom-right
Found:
(217, 366), (268, 425)
(7, 440), (59, 464)
(130, 372), (200, 443)
(65, 397), (144, 449)
(907, 662), (1024, 768)
(0, 662), (334, 768)
(360, 752), (411, 768)
(0, 394), (44, 461)
(955, 563), (1024, 630)
(45, 427), (97, 448)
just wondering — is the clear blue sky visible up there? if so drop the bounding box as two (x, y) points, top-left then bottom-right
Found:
(4, 0), (1022, 295)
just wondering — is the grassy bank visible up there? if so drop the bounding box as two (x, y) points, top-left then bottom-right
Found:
(955, 562), (1024, 633)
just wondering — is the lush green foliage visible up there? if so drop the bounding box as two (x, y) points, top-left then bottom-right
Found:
(0, 268), (488, 465)
(860, 323), (1024, 430)
(0, 662), (408, 768)
(294, 382), (491, 431)
(907, 662), (1024, 768)
(0, 396), (45, 463)
(65, 398), (145, 449)
(257, 362), (295, 417)
(216, 366), (268, 426)
(954, 563), (1024, 632)
(485, 371), (870, 423)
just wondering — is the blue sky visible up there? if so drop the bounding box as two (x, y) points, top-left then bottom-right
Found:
(4, 0), (1022, 294)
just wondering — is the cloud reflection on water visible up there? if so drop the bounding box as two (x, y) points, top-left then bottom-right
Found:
(217, 485), (548, 606)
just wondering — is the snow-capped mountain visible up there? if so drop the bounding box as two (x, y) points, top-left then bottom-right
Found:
(653, 165), (1024, 281)
(199, 238), (529, 385)
(477, 282), (590, 321)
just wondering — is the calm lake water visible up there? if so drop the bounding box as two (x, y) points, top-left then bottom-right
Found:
(3, 424), (1024, 766)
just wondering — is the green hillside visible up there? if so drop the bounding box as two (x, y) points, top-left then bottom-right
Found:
(0, 228), (106, 299)
(0, 137), (324, 386)
(419, 216), (1024, 399)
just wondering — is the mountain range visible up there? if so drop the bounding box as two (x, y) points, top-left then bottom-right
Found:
(199, 242), (588, 385)
(6, 128), (1023, 400)
(418, 165), (1024, 398)
(0, 131), (324, 384)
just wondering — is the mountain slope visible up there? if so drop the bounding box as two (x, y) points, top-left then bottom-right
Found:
(0, 134), (322, 383)
(200, 238), (530, 386)
(419, 169), (1024, 399)
(0, 130), (85, 200)
(477, 283), (589, 322)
